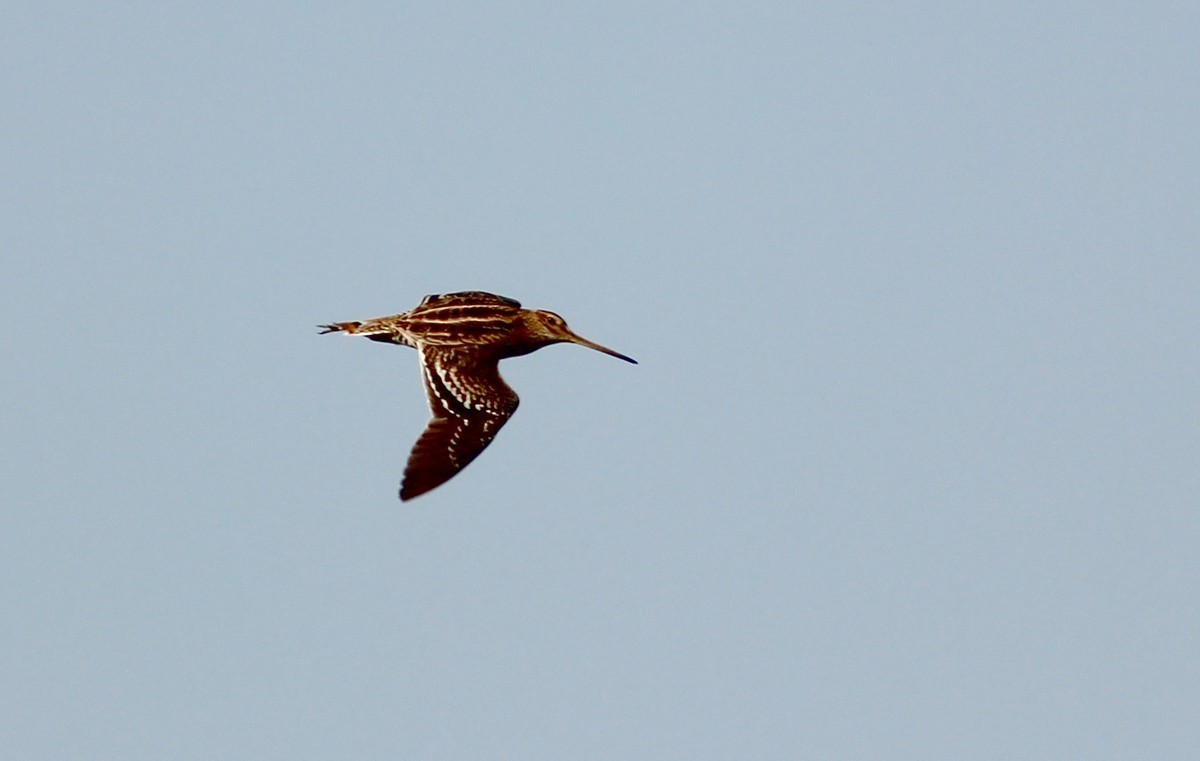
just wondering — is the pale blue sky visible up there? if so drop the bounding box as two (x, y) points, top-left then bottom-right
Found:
(2, 3), (1198, 759)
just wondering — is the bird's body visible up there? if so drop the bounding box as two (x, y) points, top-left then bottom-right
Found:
(320, 291), (635, 501)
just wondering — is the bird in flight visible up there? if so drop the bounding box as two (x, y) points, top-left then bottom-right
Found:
(320, 291), (636, 500)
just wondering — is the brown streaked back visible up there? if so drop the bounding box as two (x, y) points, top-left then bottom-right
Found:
(398, 292), (526, 348)
(416, 291), (522, 310)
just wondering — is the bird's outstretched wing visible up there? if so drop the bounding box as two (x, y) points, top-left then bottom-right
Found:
(401, 346), (519, 501)
(416, 291), (521, 310)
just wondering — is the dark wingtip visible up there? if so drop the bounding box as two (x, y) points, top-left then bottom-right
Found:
(399, 480), (433, 502)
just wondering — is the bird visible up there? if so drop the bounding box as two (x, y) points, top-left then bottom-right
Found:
(319, 291), (636, 501)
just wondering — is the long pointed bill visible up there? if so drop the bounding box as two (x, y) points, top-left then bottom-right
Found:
(566, 332), (637, 364)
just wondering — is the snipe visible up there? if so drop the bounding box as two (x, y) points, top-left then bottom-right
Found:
(320, 291), (636, 500)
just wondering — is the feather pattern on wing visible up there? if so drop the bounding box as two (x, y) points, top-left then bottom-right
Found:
(400, 346), (519, 500)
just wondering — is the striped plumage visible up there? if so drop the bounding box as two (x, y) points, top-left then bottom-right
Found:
(320, 291), (636, 501)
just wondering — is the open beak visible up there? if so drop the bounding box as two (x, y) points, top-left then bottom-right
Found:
(565, 331), (637, 364)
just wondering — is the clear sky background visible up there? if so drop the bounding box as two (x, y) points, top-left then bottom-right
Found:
(2, 3), (1197, 759)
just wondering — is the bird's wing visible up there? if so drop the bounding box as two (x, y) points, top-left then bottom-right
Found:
(416, 291), (521, 309)
(401, 346), (519, 501)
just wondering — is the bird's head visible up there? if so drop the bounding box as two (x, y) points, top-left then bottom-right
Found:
(524, 310), (637, 364)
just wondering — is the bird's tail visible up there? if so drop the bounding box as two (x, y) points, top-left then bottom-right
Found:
(317, 321), (363, 335)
